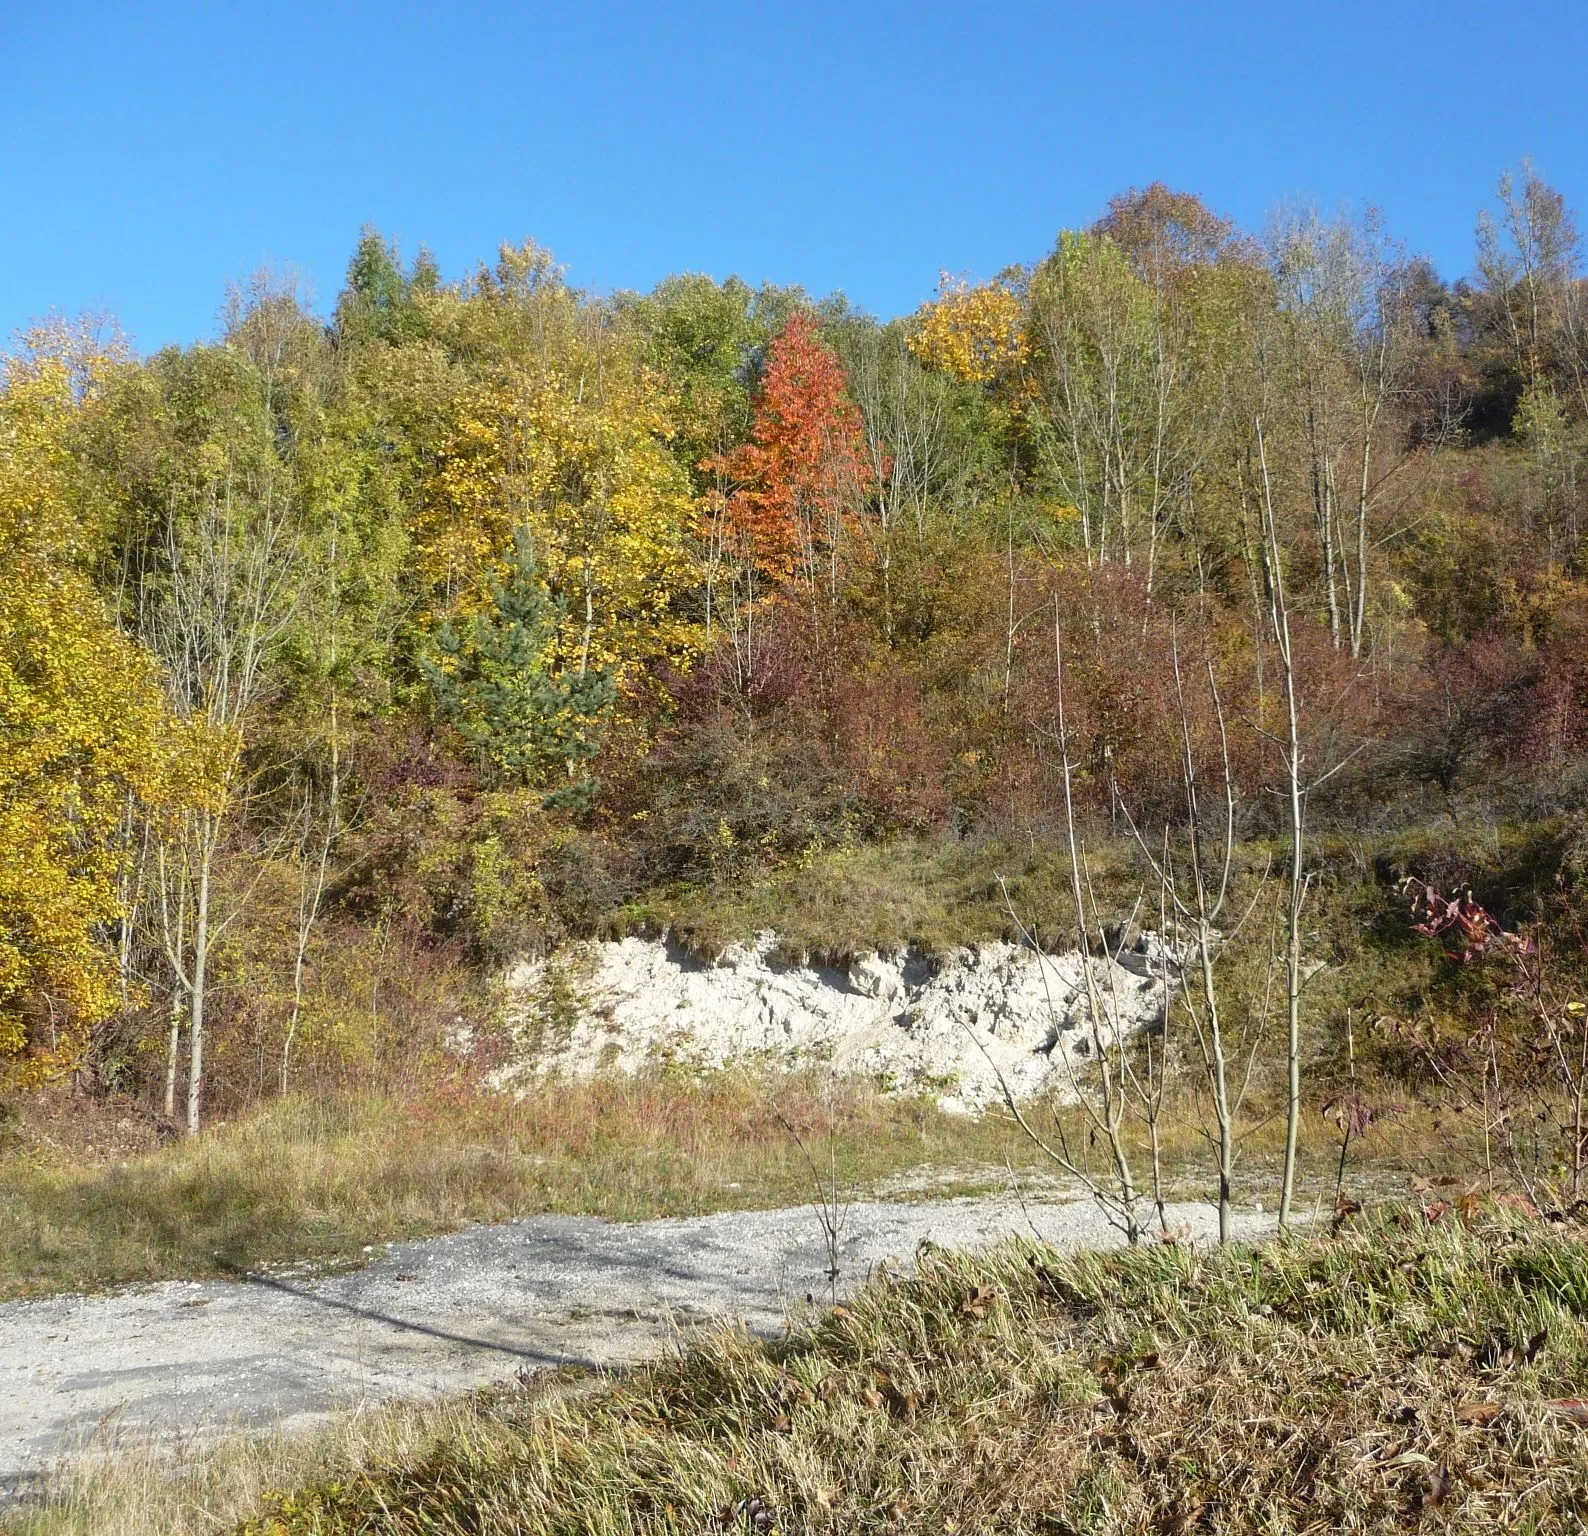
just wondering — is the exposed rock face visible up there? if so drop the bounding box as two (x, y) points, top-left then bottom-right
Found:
(498, 932), (1175, 1113)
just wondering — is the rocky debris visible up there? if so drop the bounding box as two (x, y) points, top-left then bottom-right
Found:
(498, 932), (1178, 1112)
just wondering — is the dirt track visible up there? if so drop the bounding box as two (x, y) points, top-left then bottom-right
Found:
(0, 1193), (1269, 1492)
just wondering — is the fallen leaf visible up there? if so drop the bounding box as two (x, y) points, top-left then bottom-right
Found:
(959, 1285), (997, 1318)
(1031, 1262), (1092, 1310)
(722, 1496), (775, 1532)
(1494, 1192), (1543, 1220)
(1332, 1197), (1364, 1232)
(1385, 1449), (1436, 1468)
(1157, 1498), (1206, 1534)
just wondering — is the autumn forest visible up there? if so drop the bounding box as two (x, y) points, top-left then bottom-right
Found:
(5, 169), (1588, 1150)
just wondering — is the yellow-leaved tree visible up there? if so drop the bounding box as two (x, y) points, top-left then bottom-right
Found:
(908, 273), (1030, 386)
(0, 337), (178, 1084)
(406, 252), (703, 748)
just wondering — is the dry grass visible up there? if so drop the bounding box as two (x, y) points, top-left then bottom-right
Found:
(0, 1060), (1500, 1305)
(233, 1211), (1588, 1533)
(1, 1380), (590, 1536)
(0, 1074), (1066, 1302)
(18, 1208), (1588, 1535)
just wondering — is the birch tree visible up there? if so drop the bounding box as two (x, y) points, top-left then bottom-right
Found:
(99, 338), (303, 1133)
(1027, 230), (1197, 595)
(1271, 207), (1423, 656)
(150, 461), (299, 1131)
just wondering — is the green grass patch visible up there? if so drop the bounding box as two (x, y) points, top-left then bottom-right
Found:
(624, 836), (1164, 965)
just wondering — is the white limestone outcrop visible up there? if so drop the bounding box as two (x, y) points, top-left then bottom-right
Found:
(498, 931), (1176, 1113)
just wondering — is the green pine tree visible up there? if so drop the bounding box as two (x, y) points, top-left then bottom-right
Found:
(334, 227), (434, 346)
(421, 531), (616, 808)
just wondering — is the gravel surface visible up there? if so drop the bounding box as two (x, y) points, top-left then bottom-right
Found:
(0, 1193), (1269, 1492)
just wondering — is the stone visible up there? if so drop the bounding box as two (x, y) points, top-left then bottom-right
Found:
(495, 931), (1179, 1114)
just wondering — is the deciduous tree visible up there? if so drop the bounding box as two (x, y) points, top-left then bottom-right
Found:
(0, 339), (177, 1084)
(705, 312), (875, 623)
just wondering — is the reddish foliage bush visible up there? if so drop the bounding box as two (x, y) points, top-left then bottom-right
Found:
(1395, 633), (1541, 796)
(829, 647), (950, 833)
(1515, 599), (1588, 780)
(628, 604), (953, 877)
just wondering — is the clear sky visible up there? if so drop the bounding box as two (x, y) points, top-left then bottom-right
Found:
(4, 0), (1586, 354)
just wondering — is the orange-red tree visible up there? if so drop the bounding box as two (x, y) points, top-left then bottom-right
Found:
(708, 313), (875, 604)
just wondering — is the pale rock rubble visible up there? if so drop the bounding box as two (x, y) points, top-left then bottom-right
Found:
(498, 932), (1176, 1112)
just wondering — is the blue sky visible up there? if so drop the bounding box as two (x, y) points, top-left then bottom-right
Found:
(4, 0), (1586, 353)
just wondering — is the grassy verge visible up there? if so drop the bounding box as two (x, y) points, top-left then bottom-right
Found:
(15, 1208), (1588, 1535)
(2, 1388), (562, 1536)
(0, 1066), (1494, 1304)
(0, 1075), (1065, 1301)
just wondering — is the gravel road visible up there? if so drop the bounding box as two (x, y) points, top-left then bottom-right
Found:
(0, 1193), (1268, 1492)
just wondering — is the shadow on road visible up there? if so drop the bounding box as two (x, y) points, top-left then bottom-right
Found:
(229, 1268), (583, 1365)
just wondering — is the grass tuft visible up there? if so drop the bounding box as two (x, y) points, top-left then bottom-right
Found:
(244, 1213), (1588, 1533)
